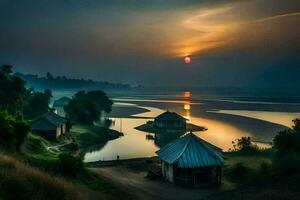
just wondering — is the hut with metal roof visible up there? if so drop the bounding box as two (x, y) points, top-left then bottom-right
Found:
(154, 111), (187, 129)
(32, 111), (68, 141)
(53, 96), (71, 116)
(156, 133), (223, 187)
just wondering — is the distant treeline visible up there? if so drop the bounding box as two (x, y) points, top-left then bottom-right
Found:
(14, 72), (131, 91)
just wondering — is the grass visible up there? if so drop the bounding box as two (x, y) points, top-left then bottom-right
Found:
(70, 124), (123, 151)
(15, 129), (132, 200)
(0, 154), (81, 200)
(22, 133), (60, 170)
(205, 150), (300, 200)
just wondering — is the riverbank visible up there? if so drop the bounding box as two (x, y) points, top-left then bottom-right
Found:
(69, 124), (123, 152)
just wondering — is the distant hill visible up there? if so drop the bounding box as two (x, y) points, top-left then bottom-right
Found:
(14, 72), (131, 91)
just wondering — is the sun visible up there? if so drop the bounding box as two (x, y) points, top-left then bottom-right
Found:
(184, 56), (192, 64)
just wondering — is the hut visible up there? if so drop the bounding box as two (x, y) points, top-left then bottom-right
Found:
(154, 111), (187, 129)
(31, 112), (68, 141)
(52, 96), (71, 117)
(53, 96), (71, 107)
(156, 133), (223, 187)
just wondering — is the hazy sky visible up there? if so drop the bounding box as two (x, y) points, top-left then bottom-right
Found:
(0, 0), (299, 88)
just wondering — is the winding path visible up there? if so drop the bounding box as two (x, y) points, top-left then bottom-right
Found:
(90, 166), (221, 200)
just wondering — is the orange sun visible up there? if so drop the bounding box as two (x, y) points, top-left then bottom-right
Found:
(184, 56), (192, 64)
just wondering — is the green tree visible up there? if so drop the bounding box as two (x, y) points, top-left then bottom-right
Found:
(0, 65), (27, 114)
(273, 119), (300, 174)
(23, 90), (52, 119)
(0, 111), (30, 152)
(64, 90), (113, 125)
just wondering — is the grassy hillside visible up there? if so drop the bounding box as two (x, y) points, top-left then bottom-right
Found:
(0, 154), (81, 200)
(0, 131), (133, 200)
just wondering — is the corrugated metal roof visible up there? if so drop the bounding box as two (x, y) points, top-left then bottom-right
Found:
(42, 112), (66, 126)
(32, 112), (66, 130)
(155, 111), (187, 121)
(156, 133), (223, 168)
(32, 118), (57, 131)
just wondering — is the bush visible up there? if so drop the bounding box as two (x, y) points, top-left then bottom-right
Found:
(272, 119), (300, 175)
(58, 153), (83, 177)
(273, 151), (300, 175)
(226, 162), (252, 182)
(231, 136), (261, 155)
(259, 161), (272, 176)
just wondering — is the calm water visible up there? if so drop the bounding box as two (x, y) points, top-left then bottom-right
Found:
(83, 92), (300, 162)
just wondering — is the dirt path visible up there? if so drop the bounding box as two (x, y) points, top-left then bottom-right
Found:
(90, 166), (220, 200)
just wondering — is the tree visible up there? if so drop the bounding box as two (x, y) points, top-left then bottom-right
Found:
(231, 136), (259, 154)
(64, 90), (113, 125)
(46, 72), (54, 80)
(0, 64), (13, 74)
(0, 111), (30, 152)
(273, 119), (300, 174)
(0, 65), (27, 114)
(23, 90), (52, 119)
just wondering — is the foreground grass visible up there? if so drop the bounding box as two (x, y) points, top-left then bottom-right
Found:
(11, 131), (133, 200)
(205, 150), (300, 200)
(0, 154), (81, 200)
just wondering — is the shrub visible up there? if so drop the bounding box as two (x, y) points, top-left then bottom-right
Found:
(272, 119), (300, 175)
(259, 161), (272, 176)
(58, 153), (83, 177)
(273, 151), (300, 175)
(231, 136), (261, 155)
(226, 162), (252, 182)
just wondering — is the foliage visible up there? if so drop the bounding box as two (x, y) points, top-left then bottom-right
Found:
(0, 65), (27, 114)
(23, 89), (52, 119)
(273, 119), (300, 174)
(70, 124), (123, 150)
(58, 153), (83, 177)
(0, 65), (52, 119)
(225, 162), (252, 182)
(64, 90), (113, 125)
(0, 111), (30, 152)
(259, 161), (272, 176)
(231, 136), (260, 155)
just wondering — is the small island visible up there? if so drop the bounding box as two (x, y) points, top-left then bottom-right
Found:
(135, 111), (207, 133)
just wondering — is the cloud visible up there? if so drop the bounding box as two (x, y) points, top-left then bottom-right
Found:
(0, 0), (299, 88)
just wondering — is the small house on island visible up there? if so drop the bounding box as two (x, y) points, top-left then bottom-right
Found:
(156, 133), (223, 187)
(154, 111), (187, 129)
(31, 112), (68, 141)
